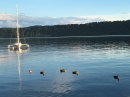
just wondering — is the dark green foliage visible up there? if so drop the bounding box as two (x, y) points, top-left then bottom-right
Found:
(0, 20), (130, 38)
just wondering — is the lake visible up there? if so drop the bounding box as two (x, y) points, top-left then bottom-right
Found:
(0, 36), (130, 97)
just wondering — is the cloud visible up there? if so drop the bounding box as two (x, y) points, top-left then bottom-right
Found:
(84, 13), (130, 21)
(0, 13), (130, 28)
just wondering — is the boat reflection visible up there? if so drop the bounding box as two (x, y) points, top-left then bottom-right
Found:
(8, 48), (29, 90)
(17, 49), (22, 90)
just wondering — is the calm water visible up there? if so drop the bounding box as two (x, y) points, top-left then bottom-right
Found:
(1, 37), (130, 97)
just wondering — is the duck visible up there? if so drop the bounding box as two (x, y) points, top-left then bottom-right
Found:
(113, 75), (120, 81)
(29, 69), (32, 74)
(72, 71), (79, 75)
(40, 70), (44, 75)
(60, 68), (66, 73)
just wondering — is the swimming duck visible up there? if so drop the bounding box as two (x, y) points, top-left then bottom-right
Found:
(60, 68), (66, 73)
(40, 70), (44, 75)
(72, 71), (79, 75)
(29, 69), (32, 74)
(113, 75), (120, 81)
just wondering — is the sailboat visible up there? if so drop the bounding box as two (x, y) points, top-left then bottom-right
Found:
(8, 5), (30, 51)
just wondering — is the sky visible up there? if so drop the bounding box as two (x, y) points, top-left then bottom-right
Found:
(0, 0), (130, 27)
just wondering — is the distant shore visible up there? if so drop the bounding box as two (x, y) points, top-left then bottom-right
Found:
(0, 20), (130, 38)
(1, 35), (130, 39)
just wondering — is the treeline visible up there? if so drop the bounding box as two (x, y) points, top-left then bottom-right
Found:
(0, 20), (130, 38)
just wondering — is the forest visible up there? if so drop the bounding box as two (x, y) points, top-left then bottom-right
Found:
(0, 20), (130, 38)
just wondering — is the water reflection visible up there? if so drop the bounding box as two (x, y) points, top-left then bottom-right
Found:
(1, 37), (130, 96)
(17, 50), (22, 90)
(8, 48), (29, 91)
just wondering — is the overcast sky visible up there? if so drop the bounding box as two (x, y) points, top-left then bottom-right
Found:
(0, 0), (130, 28)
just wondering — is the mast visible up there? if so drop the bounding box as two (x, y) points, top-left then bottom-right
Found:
(7, 4), (30, 50)
(16, 5), (20, 43)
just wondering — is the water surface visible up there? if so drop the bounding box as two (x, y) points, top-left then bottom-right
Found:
(0, 37), (130, 97)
